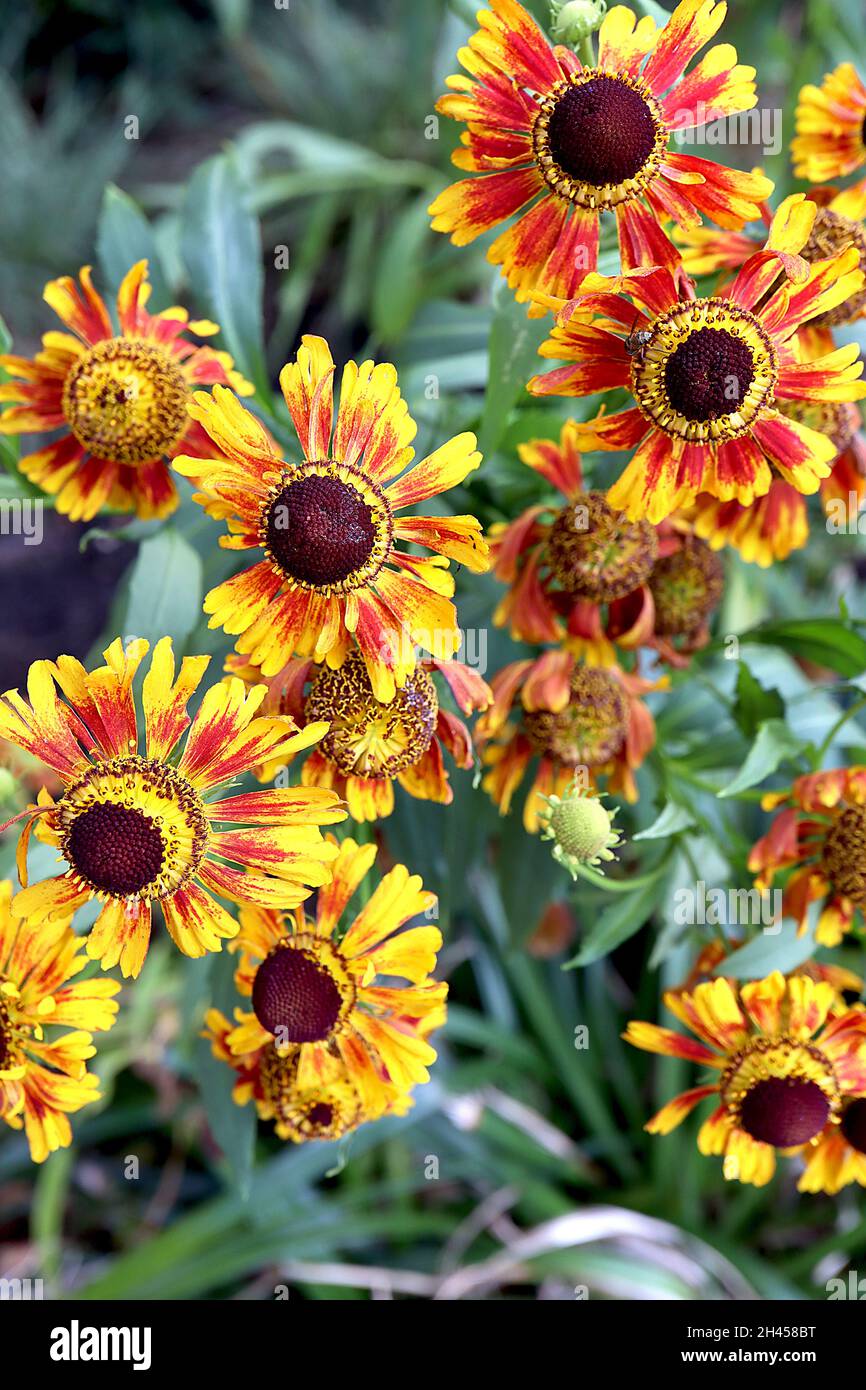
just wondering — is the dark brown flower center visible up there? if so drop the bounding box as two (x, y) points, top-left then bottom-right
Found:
(664, 328), (755, 422)
(547, 492), (658, 602)
(266, 473), (379, 587)
(67, 802), (165, 896)
(252, 943), (343, 1043)
(547, 75), (657, 186)
(841, 1097), (866, 1154)
(739, 1077), (830, 1147)
(524, 667), (627, 767)
(822, 804), (866, 905)
(307, 1102), (334, 1129)
(649, 536), (724, 638)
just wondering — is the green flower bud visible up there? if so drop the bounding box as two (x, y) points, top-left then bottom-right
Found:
(539, 782), (622, 879)
(549, 0), (607, 46)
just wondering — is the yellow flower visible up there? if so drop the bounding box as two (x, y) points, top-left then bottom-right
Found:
(793, 63), (866, 183)
(0, 261), (252, 522)
(0, 880), (119, 1162)
(625, 972), (866, 1187)
(0, 637), (344, 978)
(173, 335), (488, 703)
(218, 837), (447, 1118)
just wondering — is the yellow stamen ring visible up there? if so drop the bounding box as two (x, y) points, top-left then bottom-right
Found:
(631, 299), (778, 444)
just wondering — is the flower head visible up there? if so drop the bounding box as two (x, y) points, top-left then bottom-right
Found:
(174, 336), (488, 703)
(528, 196), (866, 522)
(0, 637), (344, 978)
(793, 63), (866, 183)
(429, 0), (770, 311)
(215, 838), (447, 1118)
(226, 648), (490, 822)
(538, 782), (622, 878)
(478, 649), (660, 821)
(749, 768), (866, 947)
(625, 971), (866, 1186)
(799, 1099), (866, 1194)
(0, 880), (119, 1162)
(0, 262), (252, 522)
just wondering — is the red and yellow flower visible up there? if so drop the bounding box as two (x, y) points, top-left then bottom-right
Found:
(0, 637), (344, 978)
(528, 196), (866, 522)
(214, 837), (448, 1118)
(0, 880), (119, 1162)
(204, 990), (446, 1143)
(674, 193), (866, 562)
(625, 971), (866, 1186)
(748, 767), (866, 948)
(174, 336), (488, 704)
(793, 63), (866, 183)
(491, 421), (722, 663)
(798, 1099), (866, 1194)
(477, 650), (660, 820)
(225, 649), (491, 823)
(429, 0), (770, 311)
(0, 261), (252, 522)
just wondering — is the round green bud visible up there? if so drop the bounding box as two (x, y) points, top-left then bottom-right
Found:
(549, 0), (607, 45)
(539, 783), (622, 879)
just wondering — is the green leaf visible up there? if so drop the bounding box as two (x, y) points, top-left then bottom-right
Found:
(718, 920), (816, 980)
(634, 801), (695, 840)
(180, 154), (269, 397)
(192, 949), (255, 1196)
(477, 283), (548, 458)
(97, 185), (172, 310)
(738, 619), (866, 679)
(718, 719), (803, 798)
(236, 122), (433, 203)
(123, 529), (203, 653)
(732, 663), (784, 738)
(565, 860), (670, 967)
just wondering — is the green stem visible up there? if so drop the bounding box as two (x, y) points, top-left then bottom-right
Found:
(814, 694), (866, 765)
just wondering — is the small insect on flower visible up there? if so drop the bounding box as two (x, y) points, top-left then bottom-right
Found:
(623, 314), (653, 365)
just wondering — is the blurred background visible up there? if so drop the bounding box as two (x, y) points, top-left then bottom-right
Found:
(1, 0), (866, 1301)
